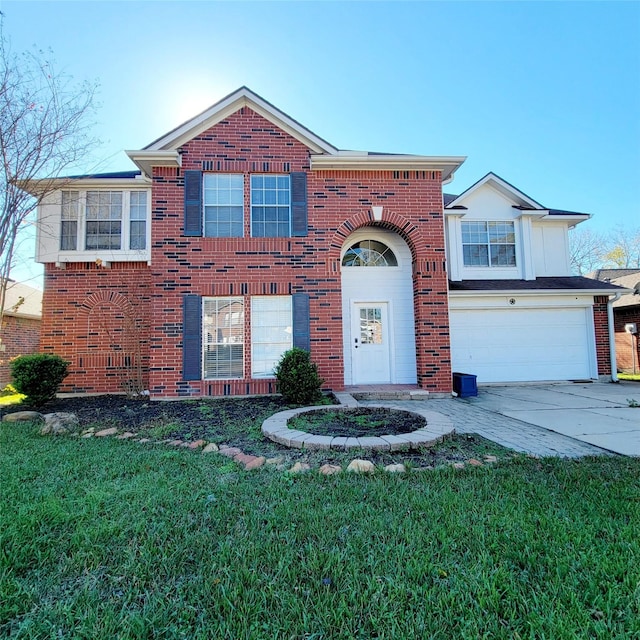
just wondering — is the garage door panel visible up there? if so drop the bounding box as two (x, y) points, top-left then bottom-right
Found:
(450, 307), (594, 383)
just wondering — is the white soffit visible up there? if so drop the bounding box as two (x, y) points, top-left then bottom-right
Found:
(311, 154), (466, 182)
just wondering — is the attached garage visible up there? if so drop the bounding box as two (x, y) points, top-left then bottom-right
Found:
(449, 296), (598, 383)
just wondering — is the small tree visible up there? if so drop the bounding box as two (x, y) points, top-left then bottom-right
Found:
(0, 17), (99, 347)
(10, 353), (69, 407)
(274, 348), (324, 405)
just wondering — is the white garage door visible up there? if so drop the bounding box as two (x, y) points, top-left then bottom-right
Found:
(450, 307), (595, 383)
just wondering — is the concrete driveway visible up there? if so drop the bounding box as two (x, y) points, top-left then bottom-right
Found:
(467, 381), (640, 456)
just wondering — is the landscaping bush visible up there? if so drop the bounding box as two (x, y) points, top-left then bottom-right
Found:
(274, 347), (324, 405)
(10, 354), (70, 407)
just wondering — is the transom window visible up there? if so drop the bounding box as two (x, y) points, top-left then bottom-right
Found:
(203, 174), (244, 237)
(462, 221), (516, 267)
(251, 175), (290, 237)
(59, 190), (149, 253)
(203, 297), (244, 379)
(342, 240), (398, 267)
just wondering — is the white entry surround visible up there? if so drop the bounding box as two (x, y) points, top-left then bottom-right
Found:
(341, 228), (417, 385)
(449, 293), (598, 383)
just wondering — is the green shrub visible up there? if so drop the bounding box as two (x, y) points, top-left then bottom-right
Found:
(10, 354), (70, 407)
(274, 347), (324, 405)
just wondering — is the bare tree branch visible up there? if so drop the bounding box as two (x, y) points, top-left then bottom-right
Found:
(0, 18), (100, 338)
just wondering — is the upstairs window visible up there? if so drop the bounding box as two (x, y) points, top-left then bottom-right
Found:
(250, 175), (291, 237)
(86, 191), (122, 250)
(462, 221), (516, 267)
(61, 191), (79, 250)
(58, 189), (149, 253)
(129, 191), (148, 250)
(203, 174), (244, 237)
(342, 240), (398, 267)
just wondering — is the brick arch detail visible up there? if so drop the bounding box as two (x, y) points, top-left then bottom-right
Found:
(78, 291), (135, 318)
(328, 210), (427, 273)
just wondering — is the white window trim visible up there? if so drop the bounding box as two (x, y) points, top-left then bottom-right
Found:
(57, 189), (151, 263)
(251, 296), (293, 378)
(202, 297), (245, 380)
(461, 220), (517, 268)
(249, 174), (291, 238)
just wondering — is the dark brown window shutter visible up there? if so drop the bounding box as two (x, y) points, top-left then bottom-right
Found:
(183, 294), (202, 380)
(184, 170), (202, 237)
(292, 292), (310, 351)
(290, 172), (308, 237)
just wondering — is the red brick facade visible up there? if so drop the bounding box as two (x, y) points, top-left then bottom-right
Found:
(40, 107), (451, 396)
(0, 315), (41, 387)
(614, 306), (640, 373)
(37, 102), (617, 396)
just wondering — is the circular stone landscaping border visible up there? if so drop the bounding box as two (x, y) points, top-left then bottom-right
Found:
(261, 403), (455, 451)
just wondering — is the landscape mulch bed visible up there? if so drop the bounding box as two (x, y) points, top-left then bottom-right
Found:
(2, 394), (510, 468)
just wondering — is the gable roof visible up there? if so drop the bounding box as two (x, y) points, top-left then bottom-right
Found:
(140, 86), (339, 155)
(2, 280), (42, 319)
(126, 86), (466, 181)
(444, 172), (591, 225)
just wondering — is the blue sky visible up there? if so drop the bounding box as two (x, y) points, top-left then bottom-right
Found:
(3, 0), (639, 286)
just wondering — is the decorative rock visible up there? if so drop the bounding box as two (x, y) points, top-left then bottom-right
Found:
(137, 438), (151, 443)
(318, 464), (342, 475)
(95, 427), (118, 437)
(116, 432), (136, 440)
(289, 462), (311, 474)
(81, 432), (94, 439)
(451, 462), (465, 469)
(467, 458), (483, 467)
(244, 456), (266, 471)
(384, 463), (406, 473)
(219, 446), (242, 458)
(2, 411), (43, 423)
(40, 412), (80, 435)
(265, 456), (284, 465)
(233, 452), (255, 465)
(484, 455), (498, 463)
(167, 440), (183, 447)
(202, 443), (219, 453)
(188, 439), (207, 449)
(346, 459), (375, 474)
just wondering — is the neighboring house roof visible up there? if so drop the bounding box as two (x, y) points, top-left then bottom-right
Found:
(2, 280), (42, 319)
(587, 269), (640, 309)
(588, 268), (640, 281)
(444, 172), (590, 226)
(448, 276), (628, 295)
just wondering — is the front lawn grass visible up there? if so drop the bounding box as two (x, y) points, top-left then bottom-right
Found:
(2, 422), (640, 639)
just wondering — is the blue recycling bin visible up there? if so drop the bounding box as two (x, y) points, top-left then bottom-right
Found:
(452, 372), (477, 398)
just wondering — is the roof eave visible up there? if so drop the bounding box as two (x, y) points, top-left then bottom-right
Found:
(18, 174), (151, 196)
(125, 150), (181, 178)
(449, 287), (632, 297)
(310, 155), (466, 182)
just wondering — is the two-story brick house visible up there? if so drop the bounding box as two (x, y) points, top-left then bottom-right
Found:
(26, 87), (622, 397)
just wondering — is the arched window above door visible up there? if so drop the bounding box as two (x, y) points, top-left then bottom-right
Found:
(342, 240), (398, 267)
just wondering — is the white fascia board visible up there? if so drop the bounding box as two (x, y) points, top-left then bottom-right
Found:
(449, 287), (632, 298)
(144, 88), (338, 155)
(448, 172), (543, 209)
(19, 174), (151, 196)
(310, 155), (466, 181)
(125, 150), (181, 178)
(542, 213), (591, 228)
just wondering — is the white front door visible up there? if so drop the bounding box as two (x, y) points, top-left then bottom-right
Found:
(351, 302), (391, 384)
